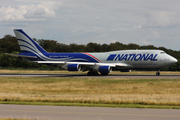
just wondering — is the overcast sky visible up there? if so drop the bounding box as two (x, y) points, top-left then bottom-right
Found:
(1, 0), (180, 50)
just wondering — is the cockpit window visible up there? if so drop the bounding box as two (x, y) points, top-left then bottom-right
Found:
(161, 52), (166, 54)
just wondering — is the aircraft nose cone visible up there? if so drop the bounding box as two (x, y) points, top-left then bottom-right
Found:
(171, 57), (178, 64)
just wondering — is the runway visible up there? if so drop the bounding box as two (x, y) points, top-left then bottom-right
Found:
(0, 104), (180, 120)
(0, 73), (180, 79)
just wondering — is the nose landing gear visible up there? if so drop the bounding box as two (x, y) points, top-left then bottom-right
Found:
(156, 69), (160, 76)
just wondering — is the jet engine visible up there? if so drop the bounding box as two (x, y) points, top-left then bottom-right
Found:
(67, 64), (81, 71)
(99, 66), (112, 75)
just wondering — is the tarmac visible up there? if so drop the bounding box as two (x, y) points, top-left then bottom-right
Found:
(0, 104), (180, 120)
(0, 73), (180, 78)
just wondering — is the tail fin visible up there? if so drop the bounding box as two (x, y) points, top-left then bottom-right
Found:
(14, 29), (48, 54)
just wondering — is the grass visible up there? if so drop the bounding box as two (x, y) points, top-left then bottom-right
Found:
(0, 76), (180, 108)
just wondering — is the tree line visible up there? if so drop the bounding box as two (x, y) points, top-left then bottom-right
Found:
(0, 34), (180, 71)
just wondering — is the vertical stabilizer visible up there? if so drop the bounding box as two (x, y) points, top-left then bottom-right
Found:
(14, 29), (47, 54)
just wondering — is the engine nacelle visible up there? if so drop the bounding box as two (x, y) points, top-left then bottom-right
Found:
(99, 66), (112, 74)
(67, 64), (81, 71)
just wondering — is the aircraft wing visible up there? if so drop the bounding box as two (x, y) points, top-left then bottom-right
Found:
(35, 61), (131, 67)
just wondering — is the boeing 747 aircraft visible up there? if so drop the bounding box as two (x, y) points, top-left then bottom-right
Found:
(6, 29), (178, 76)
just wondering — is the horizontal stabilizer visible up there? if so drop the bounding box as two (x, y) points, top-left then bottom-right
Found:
(4, 53), (37, 58)
(36, 61), (65, 64)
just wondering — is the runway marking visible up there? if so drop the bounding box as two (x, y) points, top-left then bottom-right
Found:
(0, 109), (180, 118)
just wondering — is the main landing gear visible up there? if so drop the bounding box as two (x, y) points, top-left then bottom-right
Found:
(156, 69), (160, 76)
(87, 71), (108, 76)
(87, 71), (99, 76)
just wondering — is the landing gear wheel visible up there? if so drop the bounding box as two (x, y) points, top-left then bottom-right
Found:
(87, 71), (91, 76)
(156, 72), (160, 76)
(93, 71), (99, 75)
(156, 69), (160, 76)
(101, 73), (108, 75)
(87, 71), (99, 76)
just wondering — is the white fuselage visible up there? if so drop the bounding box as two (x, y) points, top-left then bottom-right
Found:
(89, 50), (177, 69)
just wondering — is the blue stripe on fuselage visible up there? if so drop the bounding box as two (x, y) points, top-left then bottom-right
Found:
(19, 53), (100, 62)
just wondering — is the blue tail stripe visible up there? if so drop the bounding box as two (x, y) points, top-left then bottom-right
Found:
(16, 29), (47, 53)
(17, 39), (36, 49)
(19, 45), (49, 60)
